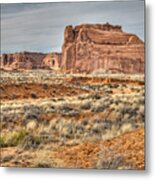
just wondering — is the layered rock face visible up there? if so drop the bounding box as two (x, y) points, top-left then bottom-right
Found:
(0, 52), (46, 70)
(42, 52), (62, 70)
(61, 23), (144, 73)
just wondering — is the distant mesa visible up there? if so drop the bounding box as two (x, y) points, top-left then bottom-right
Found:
(0, 51), (46, 70)
(0, 23), (144, 74)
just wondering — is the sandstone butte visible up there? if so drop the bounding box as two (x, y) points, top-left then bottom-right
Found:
(0, 23), (144, 74)
(0, 52), (46, 70)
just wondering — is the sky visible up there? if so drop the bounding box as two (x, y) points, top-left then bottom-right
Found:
(1, 0), (145, 54)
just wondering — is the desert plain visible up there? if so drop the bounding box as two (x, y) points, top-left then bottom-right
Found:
(0, 70), (144, 169)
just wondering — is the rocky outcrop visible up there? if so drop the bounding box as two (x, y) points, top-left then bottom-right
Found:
(0, 52), (46, 70)
(0, 52), (62, 70)
(42, 52), (62, 70)
(61, 23), (144, 74)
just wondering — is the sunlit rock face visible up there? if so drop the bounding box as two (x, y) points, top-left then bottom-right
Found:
(61, 23), (144, 74)
(0, 52), (46, 70)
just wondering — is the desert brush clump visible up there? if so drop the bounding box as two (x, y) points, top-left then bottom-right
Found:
(80, 100), (91, 110)
(96, 144), (135, 169)
(23, 104), (42, 122)
(0, 128), (44, 149)
(30, 91), (38, 98)
(91, 101), (107, 112)
(0, 154), (14, 164)
(96, 154), (134, 169)
(58, 103), (80, 116)
(0, 129), (27, 147)
(32, 151), (63, 168)
(21, 133), (42, 150)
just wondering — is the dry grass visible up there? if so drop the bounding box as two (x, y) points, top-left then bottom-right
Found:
(0, 71), (145, 169)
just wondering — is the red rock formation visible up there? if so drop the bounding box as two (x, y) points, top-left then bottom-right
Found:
(0, 23), (144, 74)
(61, 23), (144, 74)
(0, 52), (46, 70)
(42, 52), (62, 70)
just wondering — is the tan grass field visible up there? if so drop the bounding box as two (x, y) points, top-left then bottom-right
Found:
(0, 70), (145, 169)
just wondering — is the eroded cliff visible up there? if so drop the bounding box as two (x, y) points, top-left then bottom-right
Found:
(61, 23), (144, 73)
(1, 52), (46, 70)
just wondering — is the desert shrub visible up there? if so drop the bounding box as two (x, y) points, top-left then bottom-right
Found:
(0, 154), (14, 163)
(33, 151), (59, 168)
(38, 131), (54, 143)
(1, 104), (14, 112)
(80, 101), (91, 110)
(0, 128), (43, 149)
(78, 94), (89, 100)
(0, 129), (27, 147)
(91, 127), (101, 135)
(75, 124), (85, 134)
(1, 113), (20, 123)
(0, 136), (5, 148)
(59, 122), (77, 140)
(91, 102), (105, 112)
(59, 103), (73, 112)
(96, 145), (135, 170)
(82, 119), (88, 126)
(21, 134), (42, 150)
(44, 105), (56, 113)
(53, 89), (57, 93)
(0, 85), (5, 91)
(68, 109), (80, 116)
(92, 93), (101, 100)
(112, 84), (119, 89)
(24, 84), (29, 90)
(104, 89), (113, 94)
(30, 91), (37, 98)
(100, 121), (112, 130)
(15, 84), (20, 87)
(96, 154), (126, 169)
(91, 105), (104, 112)
(11, 93), (17, 99)
(35, 161), (52, 168)
(23, 105), (42, 121)
(42, 84), (48, 90)
(59, 103), (79, 116)
(120, 105), (137, 117)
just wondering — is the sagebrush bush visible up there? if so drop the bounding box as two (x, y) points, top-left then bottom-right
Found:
(96, 145), (135, 169)
(23, 105), (41, 121)
(59, 103), (79, 116)
(0, 129), (27, 147)
(91, 103), (104, 112)
(33, 151), (60, 168)
(80, 101), (91, 110)
(21, 134), (42, 150)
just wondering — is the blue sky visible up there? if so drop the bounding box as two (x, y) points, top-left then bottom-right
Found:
(1, 1), (144, 54)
